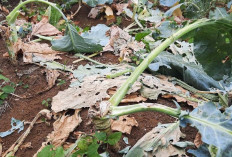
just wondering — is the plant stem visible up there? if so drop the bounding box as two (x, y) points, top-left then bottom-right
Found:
(110, 103), (180, 118)
(7, 0), (67, 24)
(106, 68), (133, 79)
(109, 19), (215, 107)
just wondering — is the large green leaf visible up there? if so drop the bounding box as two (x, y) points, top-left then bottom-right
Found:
(159, 0), (179, 7)
(193, 13), (232, 80)
(181, 102), (232, 156)
(51, 24), (102, 53)
(82, 0), (113, 7)
(81, 24), (110, 46)
(149, 52), (222, 90)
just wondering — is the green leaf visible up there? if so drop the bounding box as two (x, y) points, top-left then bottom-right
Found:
(54, 146), (65, 157)
(107, 132), (122, 145)
(0, 93), (8, 100)
(52, 24), (102, 53)
(193, 19), (232, 81)
(149, 52), (222, 90)
(82, 0), (113, 7)
(81, 24), (110, 46)
(181, 102), (232, 155)
(209, 7), (229, 20)
(48, 5), (62, 26)
(87, 143), (101, 157)
(0, 74), (9, 82)
(159, 0), (179, 7)
(94, 132), (107, 142)
(38, 145), (55, 157)
(72, 64), (113, 83)
(1, 85), (15, 94)
(135, 30), (151, 41)
(157, 21), (179, 38)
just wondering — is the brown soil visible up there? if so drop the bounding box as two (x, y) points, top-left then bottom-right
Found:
(0, 1), (197, 157)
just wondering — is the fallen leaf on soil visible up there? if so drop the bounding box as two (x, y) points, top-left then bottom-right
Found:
(140, 74), (198, 108)
(45, 69), (60, 88)
(3, 52), (9, 57)
(52, 75), (142, 112)
(105, 6), (115, 21)
(20, 142), (32, 150)
(88, 6), (104, 18)
(194, 132), (203, 148)
(126, 122), (193, 156)
(21, 42), (62, 63)
(111, 115), (138, 134)
(103, 26), (145, 62)
(31, 16), (61, 36)
(0, 5), (9, 14)
(47, 109), (82, 147)
(0, 118), (24, 138)
(115, 3), (128, 15)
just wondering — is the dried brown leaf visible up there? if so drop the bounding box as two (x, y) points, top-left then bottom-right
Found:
(47, 109), (82, 147)
(45, 69), (60, 88)
(194, 132), (203, 148)
(52, 75), (142, 112)
(21, 42), (62, 63)
(111, 115), (138, 134)
(20, 142), (32, 150)
(88, 6), (104, 19)
(0, 5), (9, 14)
(31, 16), (61, 36)
(103, 26), (145, 62)
(115, 3), (128, 15)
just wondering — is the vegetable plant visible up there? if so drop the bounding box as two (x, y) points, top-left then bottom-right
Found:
(38, 131), (122, 157)
(90, 13), (232, 157)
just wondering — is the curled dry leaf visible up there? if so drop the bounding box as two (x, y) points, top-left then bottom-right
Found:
(21, 41), (62, 63)
(0, 5), (9, 14)
(20, 142), (32, 150)
(47, 109), (82, 147)
(103, 26), (145, 62)
(31, 16), (61, 36)
(140, 74), (198, 108)
(115, 3), (128, 15)
(105, 6), (115, 22)
(88, 6), (104, 18)
(52, 75), (142, 112)
(45, 69), (60, 88)
(194, 132), (203, 148)
(111, 115), (138, 134)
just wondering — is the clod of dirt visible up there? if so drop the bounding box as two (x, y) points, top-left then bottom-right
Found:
(111, 115), (138, 134)
(52, 75), (142, 113)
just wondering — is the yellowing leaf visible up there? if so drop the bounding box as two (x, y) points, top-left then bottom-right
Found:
(172, 2), (183, 18)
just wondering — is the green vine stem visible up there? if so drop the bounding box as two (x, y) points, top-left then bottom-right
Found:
(109, 19), (215, 107)
(110, 103), (180, 118)
(7, 0), (67, 24)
